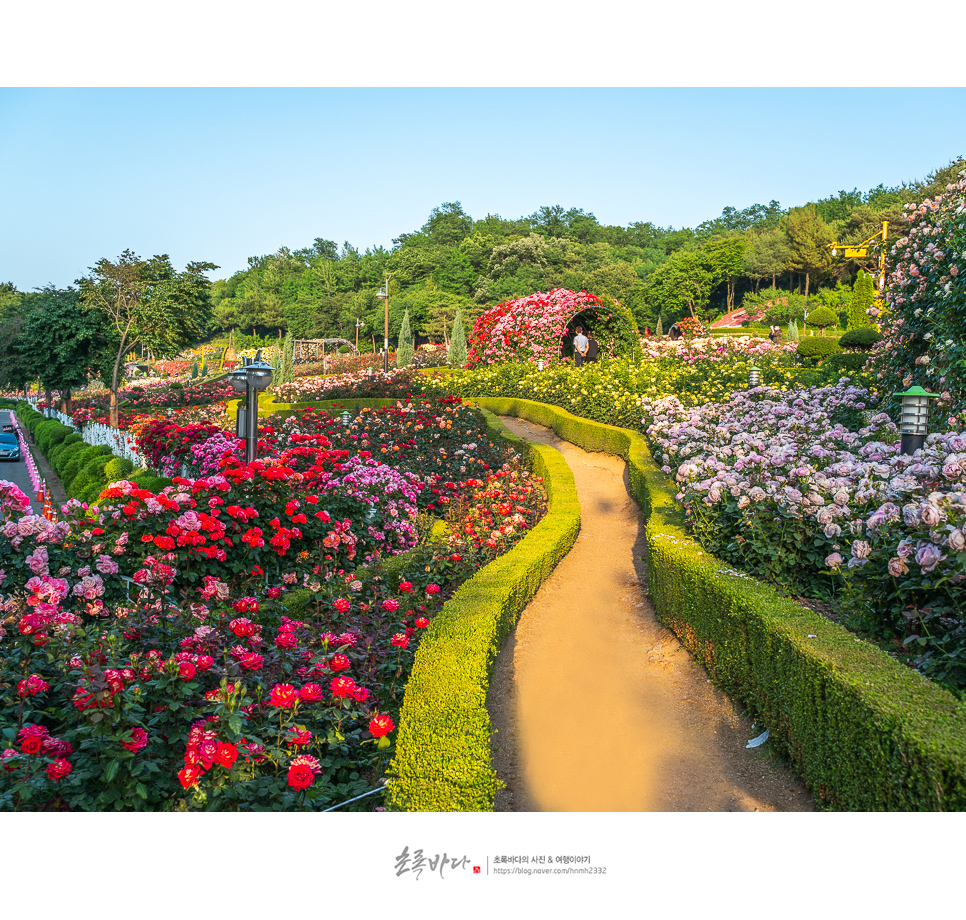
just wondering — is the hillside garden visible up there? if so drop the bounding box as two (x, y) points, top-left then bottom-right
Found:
(3, 165), (966, 811)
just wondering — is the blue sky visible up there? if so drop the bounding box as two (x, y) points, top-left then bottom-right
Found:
(2, 87), (965, 291)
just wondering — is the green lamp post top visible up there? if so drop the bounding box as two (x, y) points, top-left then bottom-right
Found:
(896, 385), (939, 399)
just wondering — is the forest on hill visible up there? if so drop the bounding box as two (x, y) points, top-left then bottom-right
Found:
(202, 157), (964, 345)
(1, 157), (962, 356)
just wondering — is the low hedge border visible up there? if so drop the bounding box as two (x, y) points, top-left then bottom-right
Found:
(384, 407), (581, 811)
(254, 395), (581, 810)
(14, 403), (174, 501)
(473, 396), (966, 811)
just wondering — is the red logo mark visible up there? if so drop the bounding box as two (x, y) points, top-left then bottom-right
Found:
(473, 866), (481, 874)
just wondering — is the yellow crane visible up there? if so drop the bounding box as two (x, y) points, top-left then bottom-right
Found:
(829, 220), (888, 294)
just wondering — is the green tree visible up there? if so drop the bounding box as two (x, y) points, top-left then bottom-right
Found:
(704, 234), (745, 310)
(396, 308), (414, 367)
(644, 248), (715, 323)
(17, 287), (114, 410)
(448, 307), (468, 368)
(743, 228), (792, 292)
(848, 270), (875, 330)
(785, 205), (836, 307)
(79, 250), (216, 427)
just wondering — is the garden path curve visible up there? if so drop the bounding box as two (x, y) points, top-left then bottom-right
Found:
(486, 416), (815, 812)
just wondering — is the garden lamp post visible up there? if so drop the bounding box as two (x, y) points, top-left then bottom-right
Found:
(341, 410), (351, 427)
(230, 349), (275, 464)
(375, 274), (392, 373)
(355, 318), (365, 352)
(896, 385), (938, 456)
(748, 364), (761, 388)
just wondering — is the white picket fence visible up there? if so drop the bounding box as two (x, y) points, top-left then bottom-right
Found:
(26, 398), (148, 469)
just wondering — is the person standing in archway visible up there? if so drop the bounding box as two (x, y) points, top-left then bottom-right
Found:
(585, 331), (599, 363)
(573, 325), (589, 367)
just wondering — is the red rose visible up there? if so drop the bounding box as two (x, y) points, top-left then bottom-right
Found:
(274, 630), (297, 649)
(398, 581), (414, 593)
(329, 676), (356, 699)
(333, 598), (351, 613)
(268, 683), (298, 708)
(328, 654), (351, 672)
(214, 743), (238, 769)
(351, 686), (370, 703)
(298, 683), (324, 702)
(381, 598), (400, 613)
(46, 758), (72, 782)
(450, 554), (461, 561)
(391, 633), (410, 649)
(179, 661), (197, 681)
(368, 714), (394, 738)
(121, 727), (148, 753)
(178, 765), (202, 788)
(21, 736), (43, 755)
(425, 584), (440, 594)
(287, 727), (312, 746)
(229, 618), (255, 637)
(196, 655), (214, 671)
(287, 763), (315, 791)
(414, 617), (429, 628)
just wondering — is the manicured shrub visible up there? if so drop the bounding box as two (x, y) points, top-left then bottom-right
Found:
(848, 270), (875, 330)
(797, 336), (841, 361)
(104, 456), (135, 482)
(804, 305), (838, 329)
(54, 441), (88, 477)
(396, 308), (414, 368)
(820, 352), (870, 378)
(449, 307), (468, 368)
(838, 327), (882, 351)
(69, 468), (93, 498)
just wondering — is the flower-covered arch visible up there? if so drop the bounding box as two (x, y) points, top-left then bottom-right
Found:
(466, 288), (640, 368)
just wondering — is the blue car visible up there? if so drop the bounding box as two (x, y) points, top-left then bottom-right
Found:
(0, 432), (21, 461)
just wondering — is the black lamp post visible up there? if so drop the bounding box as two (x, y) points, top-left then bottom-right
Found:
(375, 275), (391, 373)
(896, 385), (938, 456)
(231, 350), (275, 463)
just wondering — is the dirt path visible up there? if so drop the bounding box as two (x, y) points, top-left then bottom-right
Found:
(487, 416), (814, 812)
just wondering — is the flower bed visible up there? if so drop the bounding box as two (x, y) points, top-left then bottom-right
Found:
(642, 380), (966, 691)
(873, 172), (966, 422)
(0, 397), (548, 811)
(272, 368), (428, 404)
(427, 356), (877, 432)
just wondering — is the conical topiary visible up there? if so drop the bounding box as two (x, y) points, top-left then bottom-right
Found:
(396, 308), (414, 368)
(787, 318), (800, 341)
(655, 317), (664, 340)
(191, 360), (198, 379)
(848, 270), (875, 330)
(448, 308), (468, 368)
(281, 330), (295, 383)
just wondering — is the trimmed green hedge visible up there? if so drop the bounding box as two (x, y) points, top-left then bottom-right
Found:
(384, 408), (581, 811)
(473, 396), (966, 811)
(797, 336), (842, 361)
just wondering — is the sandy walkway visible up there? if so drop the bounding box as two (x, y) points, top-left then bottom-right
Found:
(487, 416), (814, 812)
